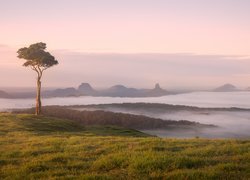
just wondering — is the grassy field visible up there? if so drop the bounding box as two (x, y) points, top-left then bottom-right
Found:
(0, 113), (249, 179)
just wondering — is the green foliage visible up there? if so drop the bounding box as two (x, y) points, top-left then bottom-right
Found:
(0, 113), (249, 179)
(17, 42), (58, 68)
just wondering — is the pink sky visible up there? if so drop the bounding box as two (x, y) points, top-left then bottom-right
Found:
(0, 0), (250, 88)
(1, 0), (250, 55)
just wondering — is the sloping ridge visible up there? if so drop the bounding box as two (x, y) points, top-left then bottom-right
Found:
(213, 83), (238, 92)
(0, 90), (11, 98)
(0, 113), (151, 137)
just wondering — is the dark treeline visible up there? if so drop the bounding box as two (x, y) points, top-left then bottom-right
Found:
(13, 106), (213, 130)
(76, 103), (250, 112)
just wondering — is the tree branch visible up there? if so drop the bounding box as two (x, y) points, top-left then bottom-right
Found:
(37, 66), (42, 76)
(31, 65), (39, 75)
(30, 65), (43, 80)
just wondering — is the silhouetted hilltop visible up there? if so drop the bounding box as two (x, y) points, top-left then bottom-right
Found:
(100, 85), (141, 97)
(0, 90), (11, 98)
(213, 83), (239, 92)
(78, 83), (97, 95)
(43, 88), (81, 97)
(146, 83), (169, 97)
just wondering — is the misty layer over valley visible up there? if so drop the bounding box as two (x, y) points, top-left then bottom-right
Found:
(1, 0), (250, 178)
(71, 102), (250, 139)
(1, 91), (250, 110)
(1, 91), (249, 138)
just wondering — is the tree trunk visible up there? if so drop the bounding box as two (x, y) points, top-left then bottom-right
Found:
(36, 78), (42, 115)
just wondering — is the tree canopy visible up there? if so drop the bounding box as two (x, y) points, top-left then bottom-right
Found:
(17, 42), (58, 73)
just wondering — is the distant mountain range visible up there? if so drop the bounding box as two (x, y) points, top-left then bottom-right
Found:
(42, 83), (250, 97)
(1, 83), (249, 99)
(43, 83), (170, 98)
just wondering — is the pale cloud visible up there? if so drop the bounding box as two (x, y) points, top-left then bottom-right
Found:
(1, 45), (249, 90)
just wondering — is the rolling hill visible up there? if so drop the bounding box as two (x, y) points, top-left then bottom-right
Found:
(213, 83), (239, 92)
(0, 113), (249, 179)
(0, 90), (11, 98)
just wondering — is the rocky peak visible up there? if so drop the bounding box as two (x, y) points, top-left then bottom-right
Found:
(154, 83), (161, 90)
(78, 83), (94, 91)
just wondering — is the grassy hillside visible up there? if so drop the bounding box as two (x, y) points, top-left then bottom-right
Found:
(0, 113), (249, 179)
(0, 113), (150, 137)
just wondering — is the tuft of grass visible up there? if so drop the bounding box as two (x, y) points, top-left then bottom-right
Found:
(0, 113), (249, 179)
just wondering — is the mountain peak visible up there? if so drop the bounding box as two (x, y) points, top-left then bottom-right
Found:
(78, 83), (93, 90)
(147, 83), (169, 97)
(222, 83), (236, 88)
(78, 83), (96, 95)
(154, 83), (161, 90)
(214, 83), (238, 92)
(110, 85), (127, 89)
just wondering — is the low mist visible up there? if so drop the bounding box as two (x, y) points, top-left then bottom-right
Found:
(76, 106), (250, 139)
(1, 91), (250, 138)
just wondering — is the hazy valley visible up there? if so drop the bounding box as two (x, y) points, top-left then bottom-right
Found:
(1, 0), (250, 179)
(1, 91), (250, 138)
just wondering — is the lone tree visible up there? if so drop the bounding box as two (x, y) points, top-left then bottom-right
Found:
(17, 42), (58, 115)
